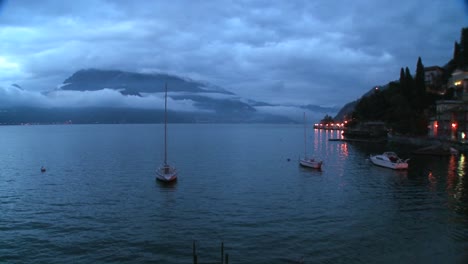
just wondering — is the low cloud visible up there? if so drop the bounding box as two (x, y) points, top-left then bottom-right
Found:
(0, 86), (201, 112)
(0, 84), (337, 122)
(255, 105), (337, 123)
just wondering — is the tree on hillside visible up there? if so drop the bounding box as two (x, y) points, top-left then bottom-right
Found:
(348, 27), (468, 136)
(399, 68), (406, 94)
(414, 57), (426, 109)
(445, 28), (468, 82)
(403, 67), (413, 100)
(454, 41), (461, 68)
(386, 92), (412, 134)
(460, 27), (468, 69)
(404, 67), (413, 84)
(320, 114), (334, 124)
(352, 64), (440, 136)
(353, 87), (388, 121)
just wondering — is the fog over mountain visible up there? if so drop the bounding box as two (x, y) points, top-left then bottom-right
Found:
(0, 69), (339, 124)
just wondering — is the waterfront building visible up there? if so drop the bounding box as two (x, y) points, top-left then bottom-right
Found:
(430, 69), (468, 142)
(424, 66), (445, 94)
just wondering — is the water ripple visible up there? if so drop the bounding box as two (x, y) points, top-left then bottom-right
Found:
(0, 124), (466, 263)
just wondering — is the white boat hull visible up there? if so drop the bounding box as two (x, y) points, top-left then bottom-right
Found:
(156, 165), (178, 182)
(299, 158), (323, 169)
(370, 155), (408, 170)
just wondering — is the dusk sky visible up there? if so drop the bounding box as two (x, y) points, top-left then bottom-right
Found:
(0, 0), (467, 109)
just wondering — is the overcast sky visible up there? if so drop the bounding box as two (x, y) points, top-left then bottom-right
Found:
(0, 0), (467, 108)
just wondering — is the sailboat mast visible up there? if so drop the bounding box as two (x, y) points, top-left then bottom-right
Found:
(164, 83), (168, 165)
(303, 112), (307, 158)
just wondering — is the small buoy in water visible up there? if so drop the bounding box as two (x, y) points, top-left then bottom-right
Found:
(287, 158), (291, 162)
(41, 166), (46, 172)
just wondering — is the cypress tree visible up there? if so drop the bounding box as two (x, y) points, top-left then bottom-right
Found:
(398, 67), (405, 94)
(415, 57), (426, 109)
(454, 41), (461, 68)
(399, 68), (405, 85)
(404, 67), (413, 99)
(405, 67), (413, 83)
(460, 27), (468, 69)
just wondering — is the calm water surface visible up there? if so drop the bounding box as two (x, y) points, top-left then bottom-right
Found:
(0, 124), (467, 263)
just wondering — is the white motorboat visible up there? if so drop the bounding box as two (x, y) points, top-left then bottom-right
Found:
(299, 113), (323, 170)
(369, 152), (409, 170)
(156, 83), (178, 183)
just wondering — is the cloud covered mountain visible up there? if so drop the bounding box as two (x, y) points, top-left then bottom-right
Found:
(0, 69), (339, 124)
(61, 69), (234, 95)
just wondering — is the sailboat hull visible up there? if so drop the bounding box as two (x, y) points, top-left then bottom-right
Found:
(156, 165), (178, 182)
(156, 173), (177, 182)
(156, 172), (177, 182)
(299, 158), (323, 169)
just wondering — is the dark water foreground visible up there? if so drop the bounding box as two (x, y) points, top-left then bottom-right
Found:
(0, 124), (467, 264)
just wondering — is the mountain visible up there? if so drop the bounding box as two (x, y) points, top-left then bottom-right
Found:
(301, 104), (340, 113)
(58, 69), (277, 123)
(62, 69), (233, 95)
(0, 69), (336, 124)
(333, 84), (390, 121)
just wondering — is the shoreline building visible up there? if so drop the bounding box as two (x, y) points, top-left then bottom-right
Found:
(430, 69), (468, 143)
(424, 66), (446, 94)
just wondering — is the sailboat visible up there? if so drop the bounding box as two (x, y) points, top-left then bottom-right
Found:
(156, 84), (178, 182)
(299, 113), (323, 169)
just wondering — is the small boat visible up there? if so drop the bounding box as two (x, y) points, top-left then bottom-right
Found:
(299, 113), (323, 170)
(299, 158), (323, 169)
(156, 84), (178, 183)
(156, 164), (177, 182)
(369, 152), (409, 170)
(41, 166), (46, 172)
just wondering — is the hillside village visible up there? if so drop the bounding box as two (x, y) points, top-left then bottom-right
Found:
(326, 27), (468, 149)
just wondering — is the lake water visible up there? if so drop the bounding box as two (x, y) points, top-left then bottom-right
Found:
(0, 124), (467, 263)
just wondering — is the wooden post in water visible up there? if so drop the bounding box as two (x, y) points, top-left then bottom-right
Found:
(225, 253), (229, 264)
(220, 242), (224, 264)
(193, 241), (198, 264)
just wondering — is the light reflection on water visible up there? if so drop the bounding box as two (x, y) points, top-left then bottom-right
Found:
(448, 153), (467, 217)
